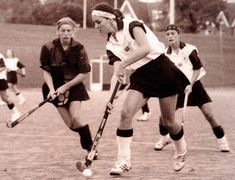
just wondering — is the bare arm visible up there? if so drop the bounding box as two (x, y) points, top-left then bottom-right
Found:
(120, 27), (151, 68)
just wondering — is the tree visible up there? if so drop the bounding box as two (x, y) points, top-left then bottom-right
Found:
(175, 0), (226, 32)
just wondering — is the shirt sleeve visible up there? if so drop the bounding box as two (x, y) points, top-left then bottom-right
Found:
(129, 21), (146, 39)
(189, 50), (203, 70)
(106, 50), (121, 65)
(78, 47), (91, 74)
(17, 61), (25, 69)
(39, 45), (51, 72)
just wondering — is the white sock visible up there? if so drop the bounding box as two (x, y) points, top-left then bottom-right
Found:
(117, 136), (132, 162)
(173, 135), (187, 155)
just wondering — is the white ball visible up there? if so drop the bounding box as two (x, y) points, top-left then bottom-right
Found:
(83, 168), (92, 177)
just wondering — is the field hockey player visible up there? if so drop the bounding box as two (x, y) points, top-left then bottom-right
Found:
(92, 2), (190, 175)
(154, 24), (230, 152)
(39, 17), (97, 159)
(0, 52), (21, 125)
(4, 49), (26, 105)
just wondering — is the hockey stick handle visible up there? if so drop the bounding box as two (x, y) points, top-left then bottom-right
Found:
(82, 81), (121, 168)
(8, 96), (53, 128)
(109, 81), (121, 104)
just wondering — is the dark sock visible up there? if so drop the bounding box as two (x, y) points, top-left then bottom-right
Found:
(159, 124), (169, 136)
(141, 104), (150, 113)
(71, 124), (93, 151)
(213, 126), (225, 139)
(7, 103), (14, 110)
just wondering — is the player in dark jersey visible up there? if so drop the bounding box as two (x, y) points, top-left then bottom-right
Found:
(39, 17), (97, 158)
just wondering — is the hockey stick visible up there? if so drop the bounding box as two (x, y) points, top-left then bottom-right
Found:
(114, 83), (130, 99)
(76, 81), (121, 173)
(7, 96), (53, 128)
(181, 91), (189, 125)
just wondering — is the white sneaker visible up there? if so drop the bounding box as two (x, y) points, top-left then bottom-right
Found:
(7, 111), (21, 127)
(0, 100), (6, 105)
(154, 134), (172, 151)
(173, 150), (187, 171)
(110, 159), (132, 176)
(217, 136), (230, 152)
(137, 112), (151, 121)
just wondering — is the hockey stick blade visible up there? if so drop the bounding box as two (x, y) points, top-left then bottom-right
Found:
(76, 81), (121, 171)
(7, 96), (52, 128)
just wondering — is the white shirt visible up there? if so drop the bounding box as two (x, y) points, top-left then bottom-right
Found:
(106, 17), (165, 71)
(0, 53), (7, 80)
(165, 43), (206, 82)
(4, 57), (20, 71)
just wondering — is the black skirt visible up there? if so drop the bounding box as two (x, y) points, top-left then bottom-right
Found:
(7, 71), (17, 84)
(176, 80), (212, 109)
(129, 54), (190, 98)
(42, 82), (89, 107)
(0, 79), (9, 91)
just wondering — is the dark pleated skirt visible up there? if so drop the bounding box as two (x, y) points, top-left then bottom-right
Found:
(176, 80), (212, 109)
(129, 54), (190, 98)
(42, 82), (89, 107)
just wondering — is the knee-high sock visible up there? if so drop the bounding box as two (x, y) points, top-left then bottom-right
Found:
(213, 126), (225, 139)
(170, 127), (187, 155)
(116, 128), (133, 161)
(141, 103), (150, 113)
(71, 124), (93, 151)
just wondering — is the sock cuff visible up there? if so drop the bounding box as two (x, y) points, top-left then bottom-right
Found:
(7, 103), (14, 110)
(159, 124), (169, 136)
(170, 127), (184, 141)
(70, 124), (89, 133)
(116, 128), (133, 137)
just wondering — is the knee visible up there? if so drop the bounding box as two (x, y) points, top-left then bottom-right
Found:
(120, 107), (134, 121)
(161, 115), (175, 130)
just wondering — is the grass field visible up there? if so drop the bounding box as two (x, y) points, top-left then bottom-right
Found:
(0, 87), (234, 180)
(0, 23), (235, 88)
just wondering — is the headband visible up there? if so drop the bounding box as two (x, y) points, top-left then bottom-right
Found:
(57, 17), (76, 29)
(92, 10), (116, 19)
(165, 24), (180, 33)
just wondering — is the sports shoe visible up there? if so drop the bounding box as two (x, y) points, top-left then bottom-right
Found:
(110, 159), (132, 176)
(0, 100), (6, 105)
(217, 136), (230, 152)
(173, 150), (187, 171)
(154, 134), (172, 151)
(137, 112), (151, 121)
(6, 111), (21, 127)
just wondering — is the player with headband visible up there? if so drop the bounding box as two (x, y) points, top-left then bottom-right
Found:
(92, 2), (190, 175)
(154, 24), (229, 152)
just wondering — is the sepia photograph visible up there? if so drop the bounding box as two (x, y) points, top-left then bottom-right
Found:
(0, 0), (234, 179)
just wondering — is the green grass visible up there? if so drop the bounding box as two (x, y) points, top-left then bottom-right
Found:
(0, 22), (235, 88)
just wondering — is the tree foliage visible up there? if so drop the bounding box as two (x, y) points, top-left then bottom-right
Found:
(175, 0), (226, 32)
(0, 0), (229, 32)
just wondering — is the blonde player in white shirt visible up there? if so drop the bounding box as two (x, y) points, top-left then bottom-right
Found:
(0, 53), (21, 125)
(4, 49), (26, 105)
(91, 2), (191, 175)
(154, 24), (229, 152)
